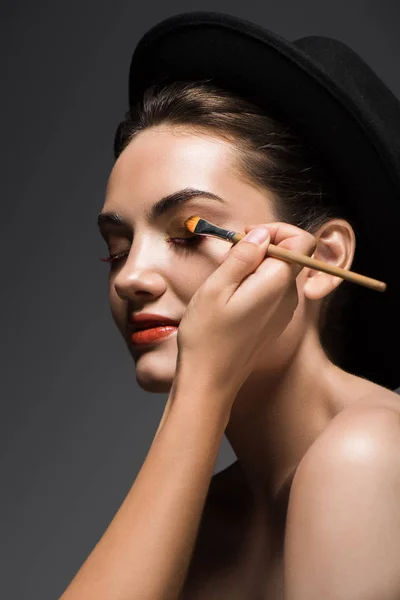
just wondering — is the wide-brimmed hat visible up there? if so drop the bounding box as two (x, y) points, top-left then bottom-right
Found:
(116, 11), (400, 391)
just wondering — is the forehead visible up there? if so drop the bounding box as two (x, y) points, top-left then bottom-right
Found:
(106, 126), (237, 194)
(103, 125), (275, 222)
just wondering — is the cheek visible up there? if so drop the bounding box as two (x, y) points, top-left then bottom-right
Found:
(175, 240), (228, 300)
(109, 295), (124, 332)
(174, 260), (217, 304)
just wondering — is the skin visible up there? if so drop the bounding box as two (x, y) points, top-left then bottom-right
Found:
(99, 124), (400, 597)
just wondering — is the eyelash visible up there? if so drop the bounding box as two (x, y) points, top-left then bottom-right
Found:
(99, 235), (205, 265)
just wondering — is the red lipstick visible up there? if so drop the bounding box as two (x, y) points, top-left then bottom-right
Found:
(131, 326), (178, 345)
(129, 313), (180, 346)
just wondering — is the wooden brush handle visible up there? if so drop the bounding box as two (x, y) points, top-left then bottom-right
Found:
(234, 233), (386, 292)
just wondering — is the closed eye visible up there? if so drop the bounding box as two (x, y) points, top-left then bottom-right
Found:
(99, 234), (205, 265)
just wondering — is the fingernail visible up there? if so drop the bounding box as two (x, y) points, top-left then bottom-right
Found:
(243, 227), (269, 245)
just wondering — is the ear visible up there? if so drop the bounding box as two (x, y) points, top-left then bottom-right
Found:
(303, 219), (356, 301)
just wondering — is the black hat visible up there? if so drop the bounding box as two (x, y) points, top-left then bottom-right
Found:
(118, 11), (400, 391)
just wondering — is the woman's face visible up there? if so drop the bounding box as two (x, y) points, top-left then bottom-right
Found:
(99, 125), (296, 393)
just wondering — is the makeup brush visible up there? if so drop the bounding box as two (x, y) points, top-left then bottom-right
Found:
(183, 215), (387, 293)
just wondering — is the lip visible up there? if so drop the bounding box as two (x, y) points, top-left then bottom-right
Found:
(129, 313), (180, 330)
(130, 325), (178, 346)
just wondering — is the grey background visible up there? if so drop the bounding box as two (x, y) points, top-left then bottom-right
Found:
(2, 1), (399, 598)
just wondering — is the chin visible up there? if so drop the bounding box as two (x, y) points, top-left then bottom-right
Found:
(137, 377), (173, 394)
(133, 350), (177, 394)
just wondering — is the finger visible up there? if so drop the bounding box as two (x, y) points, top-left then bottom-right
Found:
(234, 224), (317, 306)
(245, 222), (317, 276)
(245, 222), (315, 251)
(205, 226), (271, 302)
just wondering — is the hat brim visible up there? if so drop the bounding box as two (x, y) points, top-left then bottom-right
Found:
(125, 11), (400, 390)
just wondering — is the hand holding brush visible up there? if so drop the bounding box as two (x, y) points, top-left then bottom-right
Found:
(182, 216), (386, 293)
(175, 222), (319, 397)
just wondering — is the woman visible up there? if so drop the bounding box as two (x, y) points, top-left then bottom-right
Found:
(60, 11), (400, 600)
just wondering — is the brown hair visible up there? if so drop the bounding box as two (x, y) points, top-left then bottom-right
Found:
(113, 80), (359, 366)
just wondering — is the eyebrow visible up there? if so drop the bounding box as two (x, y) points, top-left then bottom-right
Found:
(97, 187), (226, 231)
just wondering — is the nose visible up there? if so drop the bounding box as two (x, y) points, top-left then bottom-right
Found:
(113, 238), (168, 301)
(115, 269), (167, 301)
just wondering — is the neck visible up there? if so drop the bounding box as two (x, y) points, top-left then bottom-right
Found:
(224, 328), (352, 509)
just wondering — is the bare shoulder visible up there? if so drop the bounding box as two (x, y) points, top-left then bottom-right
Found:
(348, 381), (400, 413)
(284, 386), (400, 598)
(300, 383), (400, 470)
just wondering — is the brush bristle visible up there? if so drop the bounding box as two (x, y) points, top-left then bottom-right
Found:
(184, 215), (201, 233)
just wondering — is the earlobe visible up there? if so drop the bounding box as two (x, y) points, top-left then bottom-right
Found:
(303, 219), (355, 301)
(303, 269), (339, 301)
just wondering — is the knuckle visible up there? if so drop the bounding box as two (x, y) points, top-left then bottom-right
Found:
(202, 276), (220, 297)
(304, 232), (318, 254)
(232, 244), (255, 266)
